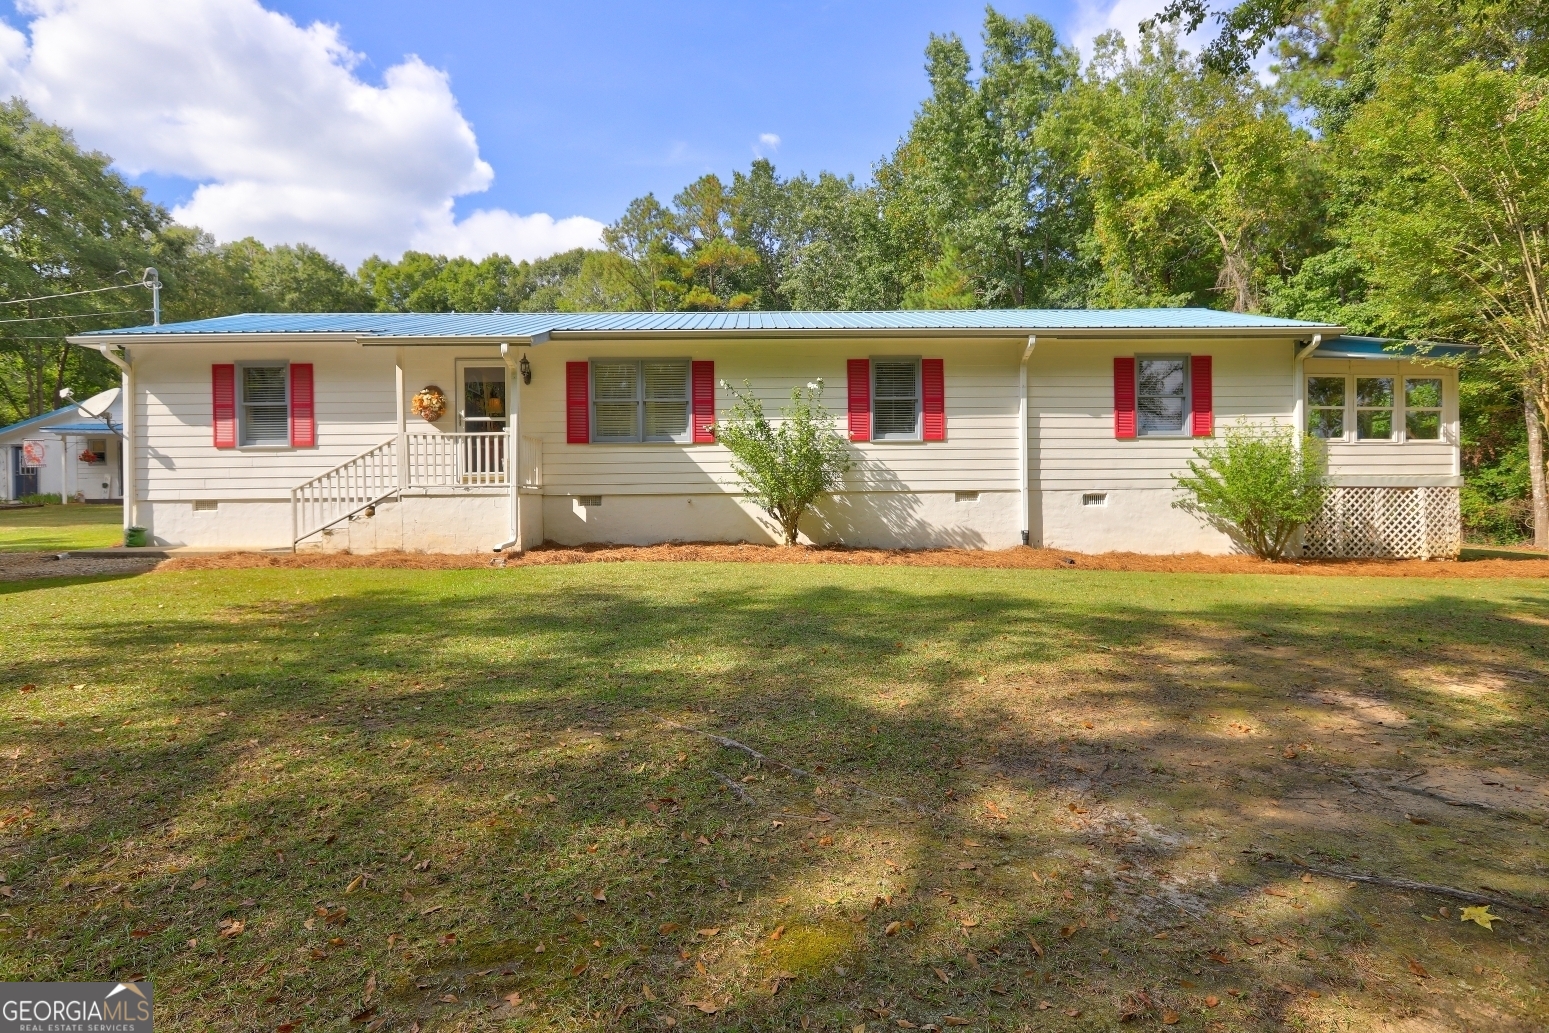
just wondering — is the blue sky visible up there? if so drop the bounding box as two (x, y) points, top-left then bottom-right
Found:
(256, 0), (1083, 224)
(0, 0), (1145, 264)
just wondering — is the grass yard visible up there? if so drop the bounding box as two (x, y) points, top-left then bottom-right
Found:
(1, 562), (1547, 1032)
(0, 503), (122, 552)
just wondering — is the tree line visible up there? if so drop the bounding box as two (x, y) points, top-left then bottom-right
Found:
(1, 0), (1544, 543)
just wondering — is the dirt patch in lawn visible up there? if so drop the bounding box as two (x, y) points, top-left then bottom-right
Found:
(0, 551), (159, 582)
(156, 542), (1549, 577)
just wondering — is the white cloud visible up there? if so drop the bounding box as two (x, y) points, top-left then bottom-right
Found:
(0, 0), (602, 266)
(1068, 0), (1214, 61)
(758, 132), (781, 150)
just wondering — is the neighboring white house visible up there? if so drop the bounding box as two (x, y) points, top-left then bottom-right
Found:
(67, 310), (1469, 558)
(0, 389), (124, 504)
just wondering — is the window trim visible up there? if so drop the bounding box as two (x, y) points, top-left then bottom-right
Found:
(1303, 372), (1449, 444)
(870, 355), (922, 443)
(236, 360), (291, 449)
(1135, 354), (1192, 438)
(588, 358), (693, 444)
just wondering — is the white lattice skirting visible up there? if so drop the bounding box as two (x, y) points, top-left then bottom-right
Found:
(1302, 486), (1461, 559)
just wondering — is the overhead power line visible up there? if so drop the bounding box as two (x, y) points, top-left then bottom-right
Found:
(0, 280), (156, 307)
(0, 309), (148, 325)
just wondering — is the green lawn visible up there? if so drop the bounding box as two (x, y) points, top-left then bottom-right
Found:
(0, 503), (122, 551)
(2, 563), (1546, 1031)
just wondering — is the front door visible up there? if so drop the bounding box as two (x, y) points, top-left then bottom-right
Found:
(460, 366), (507, 434)
(12, 445), (39, 499)
(459, 365), (507, 482)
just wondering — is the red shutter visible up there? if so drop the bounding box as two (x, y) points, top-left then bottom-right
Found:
(289, 363), (315, 447)
(212, 364), (236, 449)
(691, 360), (715, 443)
(1114, 357), (1137, 440)
(1190, 354), (1213, 436)
(922, 358), (945, 441)
(847, 359), (870, 442)
(566, 361), (590, 444)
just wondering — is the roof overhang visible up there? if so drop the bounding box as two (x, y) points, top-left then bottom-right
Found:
(72, 323), (1345, 347)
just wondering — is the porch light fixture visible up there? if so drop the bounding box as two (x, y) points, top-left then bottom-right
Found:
(518, 354), (531, 385)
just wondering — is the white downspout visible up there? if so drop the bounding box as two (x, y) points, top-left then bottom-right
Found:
(87, 344), (135, 536)
(1293, 334), (1323, 446)
(1019, 335), (1036, 546)
(492, 342), (522, 553)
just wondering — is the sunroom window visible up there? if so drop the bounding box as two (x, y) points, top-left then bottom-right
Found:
(1306, 376), (1346, 438)
(1405, 378), (1443, 440)
(1355, 377), (1394, 440)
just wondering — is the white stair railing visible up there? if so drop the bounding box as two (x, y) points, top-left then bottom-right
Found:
(290, 437), (399, 545)
(290, 431), (519, 548)
(407, 432), (510, 487)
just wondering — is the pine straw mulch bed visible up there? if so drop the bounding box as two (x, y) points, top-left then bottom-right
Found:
(156, 542), (1549, 578)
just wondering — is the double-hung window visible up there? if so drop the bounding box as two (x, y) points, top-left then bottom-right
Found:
(871, 358), (921, 440)
(239, 362), (290, 446)
(1404, 378), (1443, 440)
(1137, 356), (1188, 435)
(1355, 377), (1394, 440)
(1306, 377), (1346, 438)
(590, 359), (691, 443)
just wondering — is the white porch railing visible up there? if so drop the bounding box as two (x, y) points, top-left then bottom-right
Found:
(407, 432), (510, 487)
(291, 432), (520, 547)
(291, 437), (399, 544)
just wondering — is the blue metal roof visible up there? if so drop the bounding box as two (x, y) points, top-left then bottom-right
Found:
(1314, 334), (1476, 360)
(73, 307), (1343, 338)
(0, 405), (75, 439)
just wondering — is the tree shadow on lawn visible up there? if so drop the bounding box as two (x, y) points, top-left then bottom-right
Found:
(3, 568), (1548, 1031)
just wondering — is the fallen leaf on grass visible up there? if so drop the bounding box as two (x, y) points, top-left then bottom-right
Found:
(1407, 959), (1430, 978)
(1407, 815), (1431, 826)
(1262, 887), (1288, 898)
(1153, 932), (1169, 940)
(1300, 873), (1313, 884)
(571, 961), (588, 977)
(217, 919), (244, 938)
(1161, 1010), (1181, 1025)
(190, 878), (209, 891)
(1066, 1009), (1082, 1018)
(658, 923), (680, 935)
(769, 924), (786, 940)
(885, 921), (902, 936)
(933, 967), (952, 984)
(505, 991), (523, 1007)
(641, 984), (656, 1002)
(345, 875), (364, 894)
(1207, 951), (1230, 965)
(943, 1017), (971, 1027)
(592, 887), (607, 903)
(1459, 906), (1498, 930)
(688, 1001), (718, 1014)
(960, 917), (980, 928)
(1245, 936), (1264, 946)
(349, 1006), (377, 1024)
(438, 993), (458, 1004)
(1204, 996), (1219, 1008)
(364, 972), (376, 998)
(1027, 937), (1043, 958)
(696, 927), (720, 938)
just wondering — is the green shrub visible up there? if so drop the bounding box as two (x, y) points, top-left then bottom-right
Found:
(1173, 422), (1329, 560)
(713, 379), (852, 546)
(17, 493), (62, 505)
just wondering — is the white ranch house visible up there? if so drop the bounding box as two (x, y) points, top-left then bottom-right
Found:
(68, 310), (1468, 558)
(0, 389), (125, 504)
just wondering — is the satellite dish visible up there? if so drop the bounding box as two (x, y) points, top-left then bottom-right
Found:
(77, 387), (120, 419)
